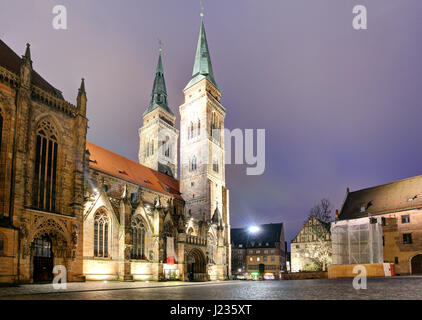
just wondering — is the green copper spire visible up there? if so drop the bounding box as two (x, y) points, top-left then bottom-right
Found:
(143, 48), (174, 116)
(184, 16), (218, 91)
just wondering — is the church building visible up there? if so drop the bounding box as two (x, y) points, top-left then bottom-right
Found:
(0, 15), (231, 283)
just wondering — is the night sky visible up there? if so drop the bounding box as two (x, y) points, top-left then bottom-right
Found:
(2, 0), (422, 246)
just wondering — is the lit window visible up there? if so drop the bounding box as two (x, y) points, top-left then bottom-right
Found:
(94, 209), (109, 258)
(131, 216), (146, 260)
(402, 215), (410, 224)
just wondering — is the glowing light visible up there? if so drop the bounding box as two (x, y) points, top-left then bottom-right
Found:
(248, 226), (260, 233)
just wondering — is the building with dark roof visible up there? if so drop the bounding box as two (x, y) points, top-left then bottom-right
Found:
(231, 223), (286, 279)
(337, 175), (422, 275)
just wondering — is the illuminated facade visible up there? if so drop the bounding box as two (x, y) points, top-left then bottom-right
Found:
(0, 14), (231, 283)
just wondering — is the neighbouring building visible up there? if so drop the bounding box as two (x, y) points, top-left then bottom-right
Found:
(231, 223), (286, 280)
(291, 216), (332, 272)
(335, 176), (422, 275)
(0, 13), (231, 283)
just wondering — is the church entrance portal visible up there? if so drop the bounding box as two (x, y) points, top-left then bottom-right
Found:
(186, 249), (206, 281)
(33, 235), (54, 282)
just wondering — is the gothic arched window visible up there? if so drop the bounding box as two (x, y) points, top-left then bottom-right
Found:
(131, 216), (146, 260)
(197, 119), (201, 136)
(33, 120), (58, 212)
(150, 140), (154, 155)
(94, 209), (109, 258)
(190, 122), (194, 139)
(191, 156), (197, 172)
(213, 158), (219, 173)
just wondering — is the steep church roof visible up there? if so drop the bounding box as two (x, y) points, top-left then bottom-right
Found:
(339, 174), (422, 220)
(143, 51), (174, 116)
(0, 39), (64, 99)
(86, 141), (182, 199)
(184, 18), (218, 91)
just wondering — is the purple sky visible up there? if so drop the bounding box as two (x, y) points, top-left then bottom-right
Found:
(2, 0), (422, 245)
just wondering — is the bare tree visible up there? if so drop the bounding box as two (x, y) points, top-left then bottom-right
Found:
(304, 199), (333, 271)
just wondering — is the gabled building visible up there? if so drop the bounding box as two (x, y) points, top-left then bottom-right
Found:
(291, 216), (332, 272)
(231, 223), (286, 280)
(336, 175), (422, 275)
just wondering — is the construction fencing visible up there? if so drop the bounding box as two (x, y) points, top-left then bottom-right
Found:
(331, 216), (383, 265)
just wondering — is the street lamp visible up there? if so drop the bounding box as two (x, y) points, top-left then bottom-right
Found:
(248, 226), (260, 233)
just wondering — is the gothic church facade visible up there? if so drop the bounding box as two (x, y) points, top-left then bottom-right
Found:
(0, 16), (231, 283)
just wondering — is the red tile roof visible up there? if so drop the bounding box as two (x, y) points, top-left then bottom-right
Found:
(0, 39), (64, 98)
(86, 141), (182, 200)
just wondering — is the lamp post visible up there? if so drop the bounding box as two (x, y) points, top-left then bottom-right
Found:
(246, 226), (260, 280)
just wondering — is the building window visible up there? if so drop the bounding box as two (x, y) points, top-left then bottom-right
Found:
(382, 236), (385, 247)
(33, 120), (58, 212)
(190, 156), (197, 172)
(238, 244), (242, 248)
(403, 233), (412, 244)
(131, 216), (146, 260)
(382, 217), (386, 226)
(249, 257), (253, 261)
(94, 209), (109, 258)
(271, 256), (275, 262)
(213, 158), (219, 173)
(395, 257), (399, 264)
(264, 250), (268, 254)
(256, 250), (260, 254)
(0, 236), (3, 255)
(257, 257), (260, 262)
(263, 256), (267, 262)
(401, 215), (410, 224)
(271, 250), (275, 254)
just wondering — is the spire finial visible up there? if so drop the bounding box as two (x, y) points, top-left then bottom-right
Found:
(200, 0), (204, 18)
(158, 39), (162, 53)
(79, 77), (86, 94)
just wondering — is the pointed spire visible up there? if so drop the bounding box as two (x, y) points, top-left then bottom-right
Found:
(79, 78), (86, 94)
(143, 45), (174, 116)
(21, 43), (32, 68)
(24, 43), (31, 60)
(77, 78), (87, 116)
(184, 11), (218, 91)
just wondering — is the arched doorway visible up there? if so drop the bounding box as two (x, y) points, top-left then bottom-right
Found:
(186, 249), (206, 281)
(32, 235), (54, 282)
(411, 255), (422, 274)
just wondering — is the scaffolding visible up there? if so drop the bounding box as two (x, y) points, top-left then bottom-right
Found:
(331, 216), (383, 265)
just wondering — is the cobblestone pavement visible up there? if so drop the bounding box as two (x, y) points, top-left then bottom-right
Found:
(1, 276), (422, 300)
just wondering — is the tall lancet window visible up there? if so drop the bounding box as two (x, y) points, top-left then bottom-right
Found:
(197, 119), (201, 136)
(33, 120), (58, 212)
(131, 216), (146, 260)
(94, 209), (109, 258)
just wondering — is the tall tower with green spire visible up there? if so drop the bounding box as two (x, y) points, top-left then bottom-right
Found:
(138, 46), (179, 178)
(179, 10), (231, 280)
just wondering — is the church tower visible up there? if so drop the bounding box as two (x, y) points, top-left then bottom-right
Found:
(179, 15), (229, 225)
(139, 48), (178, 178)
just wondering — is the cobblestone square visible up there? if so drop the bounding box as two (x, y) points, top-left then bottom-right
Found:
(1, 277), (422, 300)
